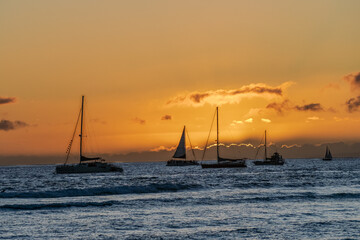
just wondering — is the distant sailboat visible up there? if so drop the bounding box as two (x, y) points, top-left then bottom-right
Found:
(56, 96), (123, 174)
(201, 107), (246, 168)
(166, 126), (199, 166)
(254, 130), (285, 166)
(323, 146), (332, 161)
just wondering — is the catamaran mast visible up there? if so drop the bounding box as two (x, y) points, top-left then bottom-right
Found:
(79, 95), (84, 163)
(216, 107), (219, 161)
(264, 130), (267, 160)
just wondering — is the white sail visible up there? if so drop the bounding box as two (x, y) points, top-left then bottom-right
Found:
(172, 126), (186, 159)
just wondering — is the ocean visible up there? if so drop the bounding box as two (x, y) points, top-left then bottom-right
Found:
(1, 158), (359, 239)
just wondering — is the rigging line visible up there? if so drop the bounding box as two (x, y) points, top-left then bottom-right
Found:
(65, 108), (82, 164)
(254, 133), (265, 160)
(186, 128), (196, 161)
(201, 109), (217, 161)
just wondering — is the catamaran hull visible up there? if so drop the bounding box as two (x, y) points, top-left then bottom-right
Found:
(56, 163), (123, 174)
(166, 160), (199, 166)
(201, 161), (246, 168)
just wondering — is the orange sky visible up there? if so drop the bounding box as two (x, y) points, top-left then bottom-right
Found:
(1, 0), (360, 157)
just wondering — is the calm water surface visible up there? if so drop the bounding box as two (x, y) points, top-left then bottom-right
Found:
(1, 159), (359, 239)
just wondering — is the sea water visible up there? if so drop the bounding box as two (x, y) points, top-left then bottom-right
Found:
(0, 159), (359, 239)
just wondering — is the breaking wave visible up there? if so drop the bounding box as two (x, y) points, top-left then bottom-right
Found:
(0, 200), (119, 210)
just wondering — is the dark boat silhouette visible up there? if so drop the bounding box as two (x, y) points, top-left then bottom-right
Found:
(201, 107), (246, 168)
(56, 96), (123, 174)
(166, 126), (199, 166)
(253, 130), (285, 166)
(322, 146), (332, 161)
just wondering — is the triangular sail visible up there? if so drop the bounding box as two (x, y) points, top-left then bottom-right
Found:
(325, 146), (332, 159)
(172, 126), (186, 159)
(324, 146), (331, 159)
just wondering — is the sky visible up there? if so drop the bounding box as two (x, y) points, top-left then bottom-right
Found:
(1, 0), (360, 162)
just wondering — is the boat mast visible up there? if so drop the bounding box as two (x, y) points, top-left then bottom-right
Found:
(79, 95), (84, 163)
(216, 107), (219, 161)
(264, 130), (267, 160)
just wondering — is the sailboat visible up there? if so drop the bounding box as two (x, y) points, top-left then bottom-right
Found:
(254, 130), (285, 166)
(166, 126), (199, 166)
(56, 96), (123, 174)
(201, 107), (247, 168)
(323, 146), (332, 161)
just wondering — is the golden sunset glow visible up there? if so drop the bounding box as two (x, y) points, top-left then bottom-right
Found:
(1, 1), (360, 163)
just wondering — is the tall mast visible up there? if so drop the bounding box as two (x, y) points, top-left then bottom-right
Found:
(216, 107), (219, 161)
(79, 95), (84, 163)
(264, 130), (267, 160)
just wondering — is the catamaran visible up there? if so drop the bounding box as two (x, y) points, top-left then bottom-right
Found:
(166, 126), (199, 166)
(253, 130), (285, 166)
(201, 107), (247, 168)
(56, 96), (123, 174)
(323, 146), (332, 161)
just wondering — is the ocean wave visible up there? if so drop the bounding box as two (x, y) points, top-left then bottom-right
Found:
(0, 200), (118, 210)
(246, 192), (360, 202)
(0, 183), (200, 199)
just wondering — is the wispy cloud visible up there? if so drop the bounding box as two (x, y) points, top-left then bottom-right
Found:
(244, 118), (253, 123)
(345, 96), (360, 113)
(166, 82), (293, 107)
(261, 118), (271, 123)
(344, 72), (360, 92)
(0, 119), (28, 131)
(161, 115), (172, 120)
(132, 117), (146, 125)
(267, 100), (324, 113)
(307, 116), (320, 121)
(266, 99), (291, 114)
(0, 97), (16, 105)
(150, 146), (176, 152)
(230, 120), (243, 126)
(295, 103), (324, 112)
(281, 144), (302, 149)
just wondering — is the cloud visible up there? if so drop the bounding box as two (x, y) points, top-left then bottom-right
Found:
(0, 119), (28, 131)
(344, 72), (360, 92)
(261, 118), (271, 123)
(345, 96), (360, 113)
(266, 99), (291, 114)
(161, 115), (172, 120)
(230, 120), (243, 126)
(150, 146), (176, 152)
(166, 82), (293, 107)
(307, 116), (320, 121)
(132, 117), (146, 125)
(267, 100), (324, 113)
(294, 103), (324, 112)
(281, 144), (302, 149)
(244, 118), (253, 123)
(0, 97), (16, 105)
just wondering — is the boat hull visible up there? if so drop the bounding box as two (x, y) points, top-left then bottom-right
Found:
(322, 158), (332, 161)
(253, 160), (284, 166)
(166, 160), (199, 166)
(201, 161), (246, 168)
(56, 162), (123, 174)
